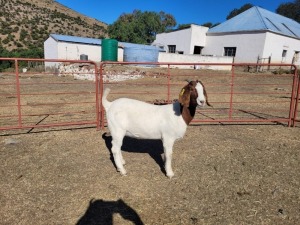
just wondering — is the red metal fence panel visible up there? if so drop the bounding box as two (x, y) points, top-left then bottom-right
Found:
(0, 59), (298, 133)
(99, 62), (299, 129)
(0, 58), (100, 133)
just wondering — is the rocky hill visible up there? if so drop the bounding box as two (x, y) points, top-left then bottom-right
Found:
(0, 0), (108, 51)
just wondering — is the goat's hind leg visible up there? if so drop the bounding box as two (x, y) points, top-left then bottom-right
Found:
(111, 132), (127, 175)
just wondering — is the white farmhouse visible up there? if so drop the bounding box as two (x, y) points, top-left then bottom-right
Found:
(153, 6), (300, 67)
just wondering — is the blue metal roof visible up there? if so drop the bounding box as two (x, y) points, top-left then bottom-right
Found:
(50, 34), (102, 45)
(49, 34), (160, 50)
(208, 6), (300, 39)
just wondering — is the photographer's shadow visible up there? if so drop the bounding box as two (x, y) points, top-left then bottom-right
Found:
(102, 132), (165, 175)
(76, 198), (144, 225)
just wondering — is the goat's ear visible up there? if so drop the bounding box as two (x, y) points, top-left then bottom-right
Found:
(178, 85), (190, 107)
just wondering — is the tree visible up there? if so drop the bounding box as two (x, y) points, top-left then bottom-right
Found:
(226, 3), (253, 20)
(108, 10), (176, 44)
(177, 24), (191, 30)
(201, 22), (213, 28)
(276, 0), (300, 23)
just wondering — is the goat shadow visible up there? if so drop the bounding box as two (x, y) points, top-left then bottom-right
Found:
(102, 133), (166, 175)
(76, 198), (144, 225)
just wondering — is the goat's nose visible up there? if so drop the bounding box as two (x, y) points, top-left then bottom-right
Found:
(200, 100), (205, 105)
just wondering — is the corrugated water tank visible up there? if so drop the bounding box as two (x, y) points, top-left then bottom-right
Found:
(123, 46), (159, 63)
(101, 39), (118, 61)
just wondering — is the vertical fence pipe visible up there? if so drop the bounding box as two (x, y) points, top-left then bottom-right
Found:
(15, 59), (22, 128)
(229, 64), (235, 120)
(288, 66), (298, 127)
(167, 64), (171, 103)
(99, 63), (105, 130)
(291, 67), (299, 127)
(94, 63), (101, 130)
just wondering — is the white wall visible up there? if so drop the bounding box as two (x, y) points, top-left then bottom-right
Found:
(263, 32), (300, 65)
(203, 32), (267, 63)
(44, 36), (125, 65)
(44, 37), (59, 68)
(57, 41), (101, 61)
(158, 52), (233, 70)
(153, 25), (208, 54)
(153, 28), (191, 54)
(203, 31), (300, 66)
(189, 25), (209, 54)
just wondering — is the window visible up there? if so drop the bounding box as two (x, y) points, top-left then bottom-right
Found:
(292, 51), (299, 63)
(168, 45), (176, 53)
(193, 46), (203, 55)
(224, 47), (236, 56)
(282, 50), (287, 58)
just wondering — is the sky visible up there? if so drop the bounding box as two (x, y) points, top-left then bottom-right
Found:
(55, 0), (288, 26)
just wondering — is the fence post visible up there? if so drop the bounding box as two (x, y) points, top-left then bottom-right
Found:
(256, 55), (260, 73)
(290, 66), (299, 127)
(229, 64), (235, 120)
(95, 62), (101, 130)
(99, 63), (105, 130)
(167, 64), (171, 103)
(14, 59), (22, 128)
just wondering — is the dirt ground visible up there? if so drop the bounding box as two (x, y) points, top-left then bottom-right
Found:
(0, 66), (300, 224)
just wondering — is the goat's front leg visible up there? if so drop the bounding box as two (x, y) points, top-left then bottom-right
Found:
(163, 137), (175, 178)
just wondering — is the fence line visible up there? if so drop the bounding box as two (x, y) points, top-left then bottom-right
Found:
(99, 61), (299, 129)
(0, 58), (299, 133)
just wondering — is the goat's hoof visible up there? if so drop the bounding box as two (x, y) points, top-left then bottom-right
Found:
(166, 172), (174, 179)
(118, 169), (127, 176)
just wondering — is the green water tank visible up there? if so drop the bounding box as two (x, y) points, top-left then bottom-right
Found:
(101, 39), (118, 61)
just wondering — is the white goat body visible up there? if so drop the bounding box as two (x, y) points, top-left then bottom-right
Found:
(102, 81), (210, 178)
(103, 96), (187, 140)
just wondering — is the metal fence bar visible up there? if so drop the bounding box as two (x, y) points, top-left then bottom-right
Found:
(14, 59), (22, 128)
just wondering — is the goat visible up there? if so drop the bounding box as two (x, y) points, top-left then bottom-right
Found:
(102, 80), (211, 178)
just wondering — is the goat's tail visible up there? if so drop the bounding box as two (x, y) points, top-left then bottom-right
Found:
(102, 88), (112, 111)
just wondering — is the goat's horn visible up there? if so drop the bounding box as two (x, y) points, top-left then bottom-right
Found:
(185, 79), (191, 83)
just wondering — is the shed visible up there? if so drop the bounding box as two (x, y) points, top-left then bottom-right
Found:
(44, 34), (162, 69)
(44, 34), (103, 68)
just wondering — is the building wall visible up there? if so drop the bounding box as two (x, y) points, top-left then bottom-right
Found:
(44, 36), (126, 65)
(153, 25), (208, 54)
(44, 37), (59, 68)
(56, 41), (101, 61)
(202, 32), (267, 63)
(189, 25), (209, 54)
(263, 33), (300, 65)
(158, 52), (233, 70)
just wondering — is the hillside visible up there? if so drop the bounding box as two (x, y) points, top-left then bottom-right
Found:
(0, 0), (108, 51)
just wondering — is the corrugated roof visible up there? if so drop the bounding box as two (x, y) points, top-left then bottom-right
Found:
(50, 34), (102, 45)
(208, 6), (300, 39)
(49, 34), (160, 50)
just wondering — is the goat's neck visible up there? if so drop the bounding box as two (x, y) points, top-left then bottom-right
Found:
(180, 105), (197, 125)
